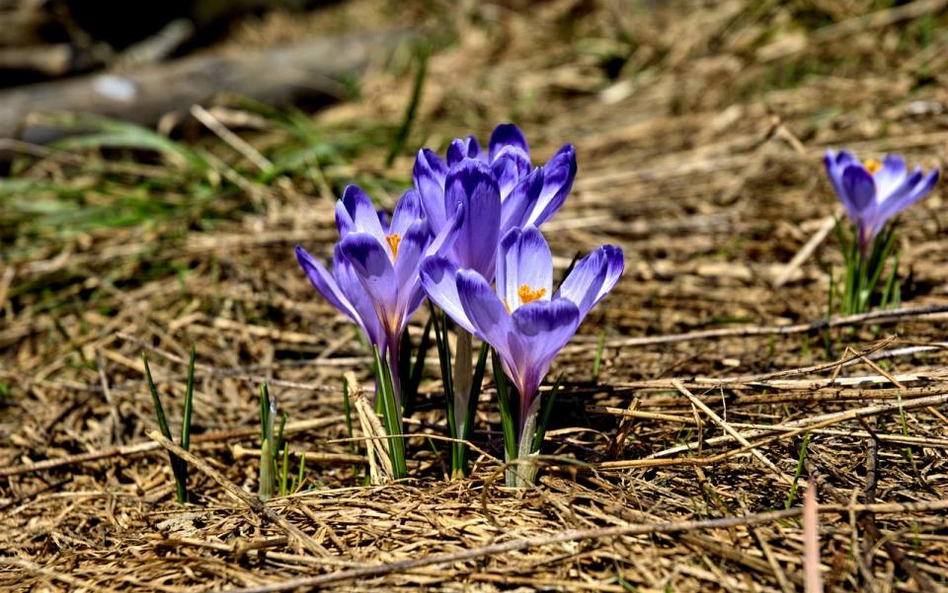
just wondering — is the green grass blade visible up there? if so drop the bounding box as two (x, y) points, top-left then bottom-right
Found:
(491, 348), (518, 464)
(342, 377), (356, 454)
(532, 375), (563, 454)
(466, 341), (489, 440)
(785, 431), (811, 509)
(404, 315), (435, 417)
(373, 345), (407, 478)
(259, 381), (270, 444)
(280, 442), (290, 497)
(431, 306), (456, 440)
(274, 412), (287, 458)
(143, 353), (174, 443)
(143, 352), (188, 503)
(180, 344), (196, 452)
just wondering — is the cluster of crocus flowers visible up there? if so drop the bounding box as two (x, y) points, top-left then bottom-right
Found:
(824, 149), (939, 315)
(296, 123), (622, 485)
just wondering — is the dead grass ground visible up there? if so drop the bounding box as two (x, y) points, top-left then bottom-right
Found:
(2, 0), (948, 591)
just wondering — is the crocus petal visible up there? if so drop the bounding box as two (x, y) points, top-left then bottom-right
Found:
(834, 150), (859, 168)
(500, 168), (544, 236)
(841, 166), (876, 215)
(340, 233), (400, 337)
(874, 154), (907, 201)
(456, 269), (513, 349)
(419, 257), (477, 335)
(413, 148), (449, 233)
(497, 226), (553, 313)
(556, 245), (625, 320)
(491, 146), (532, 199)
(444, 159), (501, 278)
(388, 189), (425, 238)
(377, 209), (391, 233)
(295, 245), (356, 321)
(872, 168), (939, 236)
(526, 144), (577, 227)
(332, 245), (388, 350)
(341, 185), (387, 245)
(447, 135), (485, 167)
(393, 219), (430, 315)
(425, 202), (465, 258)
(334, 200), (355, 237)
(489, 123), (530, 163)
(509, 299), (580, 400)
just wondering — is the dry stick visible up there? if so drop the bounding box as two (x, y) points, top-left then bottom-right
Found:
(602, 304), (948, 348)
(804, 453), (936, 593)
(0, 557), (124, 593)
(859, 354), (947, 425)
(773, 215), (836, 288)
(0, 417), (341, 478)
(231, 444), (366, 467)
(671, 379), (797, 487)
(590, 403), (948, 447)
(585, 405), (692, 424)
(95, 350), (122, 445)
(739, 498), (795, 593)
(347, 371), (391, 484)
(147, 430), (330, 558)
(216, 499), (948, 593)
(860, 416), (881, 586)
(616, 336), (895, 389)
(803, 481), (823, 593)
(190, 104), (273, 172)
(601, 392), (948, 469)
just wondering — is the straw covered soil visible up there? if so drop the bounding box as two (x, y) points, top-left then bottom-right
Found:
(2, 0), (948, 590)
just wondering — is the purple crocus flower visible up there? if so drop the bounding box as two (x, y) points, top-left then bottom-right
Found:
(825, 150), (939, 252)
(295, 185), (462, 403)
(420, 226), (623, 451)
(413, 123), (577, 278)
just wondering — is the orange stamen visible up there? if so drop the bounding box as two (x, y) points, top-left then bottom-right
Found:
(518, 285), (546, 305)
(385, 233), (401, 259)
(863, 158), (883, 175)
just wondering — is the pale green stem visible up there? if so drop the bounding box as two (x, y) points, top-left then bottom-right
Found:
(453, 329), (473, 438)
(506, 397), (541, 488)
(258, 438), (274, 501)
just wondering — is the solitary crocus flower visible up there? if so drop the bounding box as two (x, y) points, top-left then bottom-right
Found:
(413, 123), (577, 277)
(825, 150), (939, 252)
(420, 225), (623, 484)
(295, 185), (462, 403)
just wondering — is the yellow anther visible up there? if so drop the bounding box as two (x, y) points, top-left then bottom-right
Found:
(385, 233), (401, 259)
(863, 158), (883, 175)
(518, 284), (546, 305)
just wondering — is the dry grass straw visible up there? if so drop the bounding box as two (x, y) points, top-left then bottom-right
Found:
(2, 0), (948, 590)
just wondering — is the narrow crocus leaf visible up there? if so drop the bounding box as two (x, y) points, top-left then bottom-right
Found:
(143, 353), (188, 504)
(532, 374), (563, 454)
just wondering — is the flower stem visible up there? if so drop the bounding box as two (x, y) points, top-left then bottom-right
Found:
(506, 396), (541, 488)
(451, 329), (473, 478)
